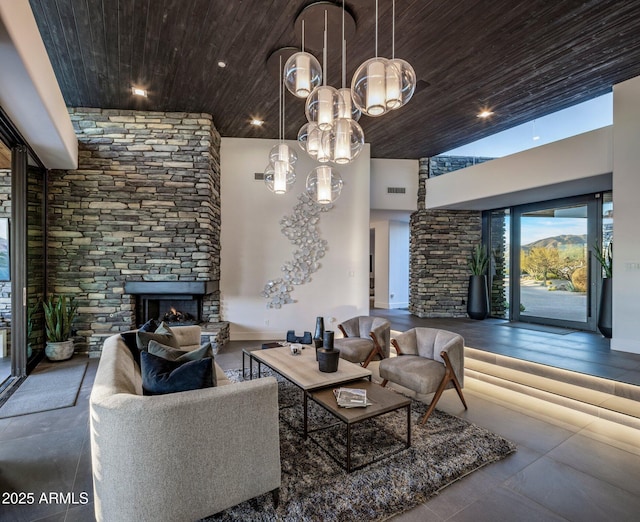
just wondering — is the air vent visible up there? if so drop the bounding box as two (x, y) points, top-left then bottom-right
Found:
(387, 187), (406, 194)
(254, 172), (265, 181)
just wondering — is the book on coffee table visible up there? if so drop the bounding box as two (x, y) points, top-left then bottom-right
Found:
(333, 387), (372, 408)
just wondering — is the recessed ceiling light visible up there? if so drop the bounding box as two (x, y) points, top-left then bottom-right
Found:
(217, 60), (227, 68)
(477, 109), (494, 119)
(132, 87), (147, 97)
(250, 118), (265, 127)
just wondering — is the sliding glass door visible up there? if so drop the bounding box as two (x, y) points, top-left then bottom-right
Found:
(512, 196), (600, 330)
(487, 193), (610, 331)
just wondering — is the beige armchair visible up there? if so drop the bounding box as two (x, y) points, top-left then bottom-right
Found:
(379, 327), (467, 424)
(334, 316), (391, 367)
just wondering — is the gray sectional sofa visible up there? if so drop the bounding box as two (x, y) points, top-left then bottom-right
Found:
(89, 325), (281, 522)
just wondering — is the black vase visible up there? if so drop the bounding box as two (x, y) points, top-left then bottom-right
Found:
(317, 348), (340, 373)
(467, 275), (489, 320)
(314, 317), (324, 345)
(323, 330), (334, 351)
(598, 277), (612, 338)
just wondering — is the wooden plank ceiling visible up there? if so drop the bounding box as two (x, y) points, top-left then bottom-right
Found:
(28, 0), (640, 159)
(0, 141), (10, 169)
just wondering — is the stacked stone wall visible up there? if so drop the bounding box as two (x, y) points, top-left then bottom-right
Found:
(428, 156), (494, 177)
(409, 157), (483, 317)
(48, 109), (222, 355)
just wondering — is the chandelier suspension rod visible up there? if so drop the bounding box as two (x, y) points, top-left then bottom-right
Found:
(392, 0), (395, 59)
(279, 55), (282, 141)
(342, 0), (346, 88)
(323, 10), (328, 86)
(375, 0), (378, 58)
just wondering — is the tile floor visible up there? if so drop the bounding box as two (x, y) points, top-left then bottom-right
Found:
(1, 317), (640, 521)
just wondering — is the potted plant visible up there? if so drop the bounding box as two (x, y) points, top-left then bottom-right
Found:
(467, 243), (490, 320)
(593, 241), (612, 338)
(43, 295), (78, 361)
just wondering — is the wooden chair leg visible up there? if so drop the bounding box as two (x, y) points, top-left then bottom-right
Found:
(441, 350), (467, 411)
(419, 373), (450, 425)
(271, 488), (280, 509)
(362, 344), (383, 368)
(380, 379), (388, 387)
(420, 352), (467, 425)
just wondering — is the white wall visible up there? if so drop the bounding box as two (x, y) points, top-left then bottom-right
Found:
(221, 138), (371, 340)
(612, 77), (640, 354)
(371, 221), (389, 308)
(369, 159), (415, 310)
(425, 127), (613, 211)
(370, 220), (409, 309)
(370, 158), (418, 211)
(388, 221), (409, 308)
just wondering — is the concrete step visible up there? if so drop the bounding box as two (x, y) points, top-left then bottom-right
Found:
(464, 346), (640, 430)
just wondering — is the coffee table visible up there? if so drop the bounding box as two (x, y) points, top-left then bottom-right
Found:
(245, 345), (372, 437)
(310, 381), (411, 472)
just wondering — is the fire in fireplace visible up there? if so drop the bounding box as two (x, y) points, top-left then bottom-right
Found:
(163, 307), (197, 325)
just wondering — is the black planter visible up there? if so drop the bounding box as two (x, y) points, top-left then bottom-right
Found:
(467, 275), (489, 320)
(317, 348), (340, 373)
(598, 277), (612, 338)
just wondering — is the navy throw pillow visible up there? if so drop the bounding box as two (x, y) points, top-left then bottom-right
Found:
(136, 321), (179, 352)
(140, 351), (214, 396)
(147, 341), (216, 386)
(121, 319), (159, 366)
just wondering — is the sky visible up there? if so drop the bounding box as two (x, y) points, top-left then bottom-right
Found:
(521, 217), (587, 245)
(439, 93), (613, 158)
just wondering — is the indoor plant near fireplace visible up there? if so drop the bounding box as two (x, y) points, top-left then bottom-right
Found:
(43, 295), (78, 361)
(593, 241), (612, 338)
(467, 243), (490, 320)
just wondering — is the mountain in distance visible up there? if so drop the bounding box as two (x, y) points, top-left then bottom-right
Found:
(522, 234), (587, 252)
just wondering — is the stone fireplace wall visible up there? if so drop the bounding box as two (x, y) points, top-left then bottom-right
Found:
(409, 158), (482, 318)
(48, 108), (223, 355)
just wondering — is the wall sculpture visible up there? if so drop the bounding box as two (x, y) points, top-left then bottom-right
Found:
(262, 193), (332, 308)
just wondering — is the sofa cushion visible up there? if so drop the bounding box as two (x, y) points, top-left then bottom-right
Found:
(148, 339), (213, 360)
(140, 351), (214, 396)
(137, 321), (180, 351)
(121, 319), (159, 366)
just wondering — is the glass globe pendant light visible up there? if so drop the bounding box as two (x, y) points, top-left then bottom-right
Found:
(264, 160), (295, 195)
(386, 0), (416, 110)
(305, 11), (339, 132)
(325, 1), (364, 165)
(297, 121), (322, 160)
(326, 118), (364, 165)
(351, 0), (399, 117)
(265, 56), (296, 194)
(306, 165), (343, 205)
(283, 21), (322, 98)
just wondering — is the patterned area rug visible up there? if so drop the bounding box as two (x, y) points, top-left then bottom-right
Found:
(203, 370), (516, 522)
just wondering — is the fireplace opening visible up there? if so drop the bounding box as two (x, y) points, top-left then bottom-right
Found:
(124, 281), (219, 328)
